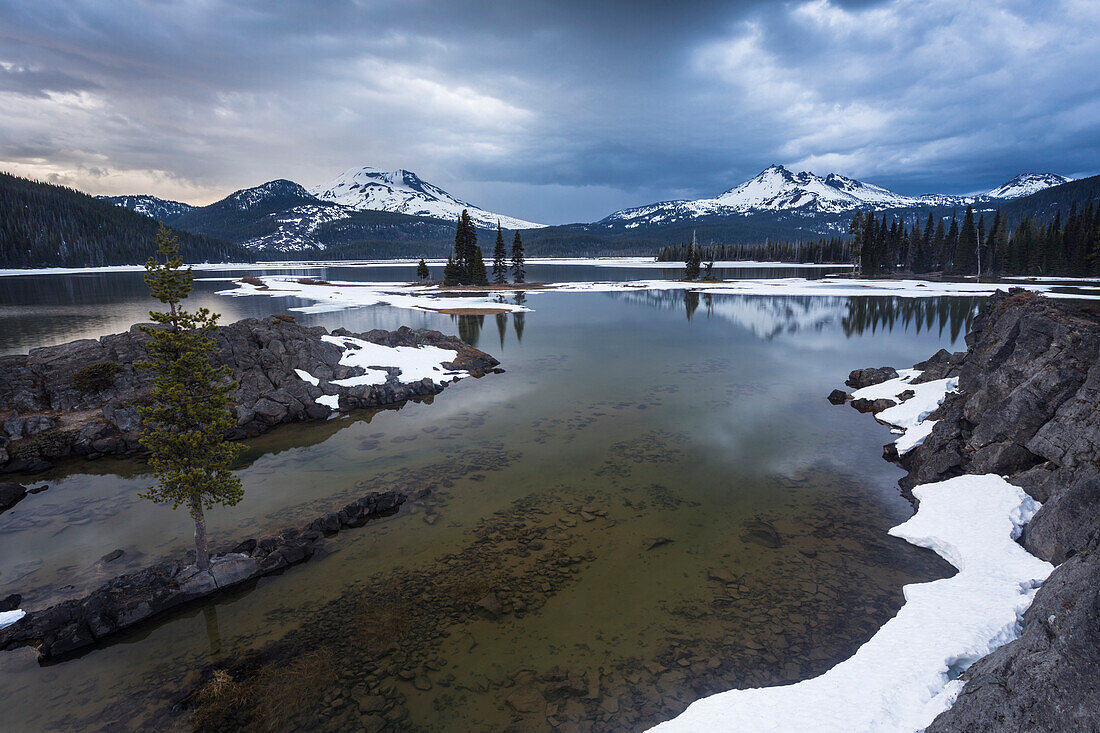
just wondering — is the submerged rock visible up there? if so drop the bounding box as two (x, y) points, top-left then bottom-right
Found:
(0, 489), (405, 661)
(0, 482), (27, 513)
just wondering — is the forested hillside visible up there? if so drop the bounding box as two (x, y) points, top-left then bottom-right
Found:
(0, 172), (249, 267)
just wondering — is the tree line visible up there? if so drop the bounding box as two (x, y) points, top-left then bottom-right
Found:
(0, 172), (249, 267)
(656, 237), (853, 264)
(850, 200), (1100, 277)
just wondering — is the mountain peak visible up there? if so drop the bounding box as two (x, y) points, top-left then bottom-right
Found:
(986, 173), (1072, 199)
(224, 179), (315, 210)
(309, 166), (544, 229)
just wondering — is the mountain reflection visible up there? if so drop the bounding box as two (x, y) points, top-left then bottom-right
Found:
(610, 289), (981, 341)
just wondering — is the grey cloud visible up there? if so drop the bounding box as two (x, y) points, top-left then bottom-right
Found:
(0, 0), (1095, 222)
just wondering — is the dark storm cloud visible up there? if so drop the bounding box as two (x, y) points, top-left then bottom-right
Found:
(0, 0), (1096, 223)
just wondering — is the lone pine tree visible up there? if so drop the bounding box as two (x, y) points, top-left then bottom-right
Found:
(416, 258), (430, 281)
(136, 225), (243, 571)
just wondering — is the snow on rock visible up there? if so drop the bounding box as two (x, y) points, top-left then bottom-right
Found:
(294, 369), (320, 386)
(648, 474), (1054, 733)
(321, 335), (467, 387)
(290, 335), (470, 412)
(850, 370), (958, 456)
(0, 609), (25, 629)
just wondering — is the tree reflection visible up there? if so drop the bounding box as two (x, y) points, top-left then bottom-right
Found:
(454, 314), (484, 347)
(607, 288), (981, 341)
(841, 296), (980, 340)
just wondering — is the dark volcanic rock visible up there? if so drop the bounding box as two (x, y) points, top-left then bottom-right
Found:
(0, 594), (20, 612)
(839, 290), (1100, 729)
(826, 389), (850, 405)
(928, 552), (1100, 732)
(0, 482), (27, 513)
(844, 366), (898, 390)
(0, 317), (499, 468)
(850, 397), (897, 414)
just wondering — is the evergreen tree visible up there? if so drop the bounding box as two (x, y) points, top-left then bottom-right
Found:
(684, 232), (702, 279)
(932, 218), (947, 271)
(416, 258), (430, 281)
(511, 231), (526, 283)
(492, 223), (508, 284)
(442, 254), (459, 285)
(446, 210), (486, 285)
(953, 205), (978, 275)
(136, 226), (242, 571)
(944, 213), (959, 272)
(470, 245), (489, 285)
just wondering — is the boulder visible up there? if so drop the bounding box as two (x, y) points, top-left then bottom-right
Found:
(845, 366), (898, 390)
(0, 482), (27, 512)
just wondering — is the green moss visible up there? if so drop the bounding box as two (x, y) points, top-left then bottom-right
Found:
(72, 361), (123, 394)
(11, 429), (75, 459)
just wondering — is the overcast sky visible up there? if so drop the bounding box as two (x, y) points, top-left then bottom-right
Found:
(1, 0), (1098, 224)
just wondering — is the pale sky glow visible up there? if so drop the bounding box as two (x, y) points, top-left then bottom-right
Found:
(0, 0), (1097, 223)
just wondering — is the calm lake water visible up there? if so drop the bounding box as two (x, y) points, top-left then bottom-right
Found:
(0, 263), (981, 731)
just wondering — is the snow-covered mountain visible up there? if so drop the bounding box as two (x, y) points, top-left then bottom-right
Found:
(602, 165), (1074, 228)
(98, 195), (192, 223)
(309, 166), (545, 230)
(985, 173), (1073, 199)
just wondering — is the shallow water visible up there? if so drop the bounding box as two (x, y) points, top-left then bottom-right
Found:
(0, 264), (979, 731)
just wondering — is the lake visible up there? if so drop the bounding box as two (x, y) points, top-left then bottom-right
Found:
(0, 263), (981, 731)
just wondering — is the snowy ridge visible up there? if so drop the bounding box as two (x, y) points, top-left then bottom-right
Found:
(602, 165), (1074, 228)
(310, 166), (545, 230)
(985, 173), (1073, 199)
(649, 473), (1053, 732)
(99, 195), (193, 222)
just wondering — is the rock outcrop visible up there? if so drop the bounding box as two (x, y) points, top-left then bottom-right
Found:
(839, 290), (1100, 728)
(0, 490), (405, 660)
(0, 316), (499, 472)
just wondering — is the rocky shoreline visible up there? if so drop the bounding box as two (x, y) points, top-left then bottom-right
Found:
(0, 315), (500, 474)
(832, 289), (1100, 729)
(0, 489), (406, 660)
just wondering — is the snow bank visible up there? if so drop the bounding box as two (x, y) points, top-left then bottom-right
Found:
(0, 609), (25, 629)
(648, 474), (1053, 733)
(217, 277), (531, 314)
(216, 274), (1100, 317)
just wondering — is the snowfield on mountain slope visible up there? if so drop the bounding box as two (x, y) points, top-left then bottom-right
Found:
(309, 166), (545, 230)
(603, 165), (1074, 225)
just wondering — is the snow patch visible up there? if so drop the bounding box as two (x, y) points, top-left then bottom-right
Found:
(217, 277), (531, 315)
(0, 609), (25, 629)
(850, 371), (958, 456)
(321, 335), (466, 387)
(648, 474), (1053, 733)
(294, 369), (320, 386)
